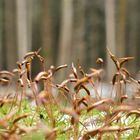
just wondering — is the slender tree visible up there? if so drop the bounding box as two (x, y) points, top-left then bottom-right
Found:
(116, 0), (127, 57)
(42, 0), (61, 66)
(127, 0), (137, 75)
(57, 0), (73, 80)
(84, 1), (105, 70)
(136, 1), (140, 70)
(105, 0), (116, 80)
(71, 0), (85, 66)
(58, 0), (73, 65)
(84, 1), (95, 69)
(31, 0), (43, 77)
(3, 0), (17, 70)
(42, 0), (52, 66)
(26, 0), (32, 51)
(0, 0), (3, 69)
(16, 0), (29, 61)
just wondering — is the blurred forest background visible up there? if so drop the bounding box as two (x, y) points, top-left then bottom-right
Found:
(0, 0), (140, 81)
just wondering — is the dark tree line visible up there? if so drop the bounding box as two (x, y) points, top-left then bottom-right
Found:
(0, 0), (140, 80)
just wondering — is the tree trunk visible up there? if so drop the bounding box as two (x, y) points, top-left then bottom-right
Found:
(3, 0), (17, 70)
(16, 0), (29, 61)
(31, 0), (43, 77)
(42, 0), (53, 67)
(127, 0), (137, 75)
(26, 0), (32, 51)
(49, 0), (62, 66)
(84, 1), (105, 70)
(116, 0), (127, 57)
(84, 1), (95, 69)
(42, 0), (62, 67)
(57, 0), (73, 81)
(0, 0), (4, 69)
(136, 1), (140, 70)
(71, 0), (85, 66)
(105, 0), (116, 81)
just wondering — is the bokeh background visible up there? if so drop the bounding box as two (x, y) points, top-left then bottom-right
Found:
(0, 0), (140, 80)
